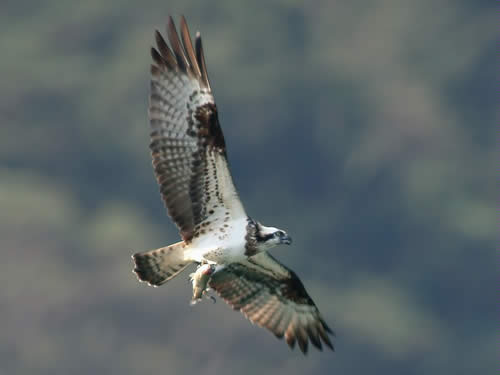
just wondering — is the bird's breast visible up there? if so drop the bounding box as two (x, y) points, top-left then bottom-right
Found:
(188, 217), (248, 264)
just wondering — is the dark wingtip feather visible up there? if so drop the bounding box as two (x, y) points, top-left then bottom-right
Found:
(195, 31), (211, 90)
(285, 333), (296, 349)
(179, 15), (202, 78)
(154, 29), (176, 69)
(298, 338), (309, 355)
(274, 331), (284, 339)
(318, 327), (334, 351)
(167, 16), (188, 72)
(151, 47), (163, 66)
(307, 326), (323, 351)
(296, 327), (309, 354)
(323, 320), (334, 335)
(167, 15), (175, 35)
(154, 29), (165, 50)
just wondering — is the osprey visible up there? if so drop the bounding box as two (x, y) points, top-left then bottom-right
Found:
(132, 16), (334, 354)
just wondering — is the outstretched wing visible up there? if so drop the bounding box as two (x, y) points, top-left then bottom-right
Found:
(209, 252), (334, 354)
(149, 16), (246, 242)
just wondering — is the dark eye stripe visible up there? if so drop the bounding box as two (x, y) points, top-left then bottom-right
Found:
(256, 233), (275, 242)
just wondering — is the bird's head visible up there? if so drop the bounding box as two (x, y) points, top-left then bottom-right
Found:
(255, 223), (292, 251)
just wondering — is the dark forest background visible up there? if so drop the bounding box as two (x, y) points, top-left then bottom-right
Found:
(1, 1), (497, 374)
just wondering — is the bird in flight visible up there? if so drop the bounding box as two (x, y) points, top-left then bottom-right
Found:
(132, 16), (334, 354)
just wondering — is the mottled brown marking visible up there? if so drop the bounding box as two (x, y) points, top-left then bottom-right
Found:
(208, 253), (335, 354)
(147, 18), (244, 243)
(244, 217), (258, 256)
(194, 103), (226, 154)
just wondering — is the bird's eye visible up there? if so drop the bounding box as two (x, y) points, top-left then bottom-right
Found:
(276, 231), (284, 238)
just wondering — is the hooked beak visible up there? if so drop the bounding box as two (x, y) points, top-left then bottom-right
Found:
(281, 235), (292, 245)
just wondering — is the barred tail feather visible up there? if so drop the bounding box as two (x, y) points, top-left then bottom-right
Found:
(132, 241), (192, 286)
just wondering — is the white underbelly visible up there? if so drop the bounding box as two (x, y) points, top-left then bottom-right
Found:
(184, 217), (248, 264)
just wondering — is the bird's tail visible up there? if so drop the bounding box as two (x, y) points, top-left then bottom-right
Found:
(132, 241), (192, 286)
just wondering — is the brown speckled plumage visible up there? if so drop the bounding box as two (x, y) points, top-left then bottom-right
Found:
(244, 217), (258, 256)
(132, 16), (334, 356)
(209, 252), (335, 354)
(149, 16), (243, 243)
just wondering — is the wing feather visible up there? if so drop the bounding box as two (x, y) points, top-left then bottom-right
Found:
(149, 16), (245, 241)
(273, 308), (292, 338)
(180, 16), (202, 78)
(167, 17), (189, 73)
(195, 32), (211, 90)
(154, 30), (176, 69)
(209, 252), (334, 354)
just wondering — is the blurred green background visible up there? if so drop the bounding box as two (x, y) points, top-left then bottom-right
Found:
(1, 0), (497, 374)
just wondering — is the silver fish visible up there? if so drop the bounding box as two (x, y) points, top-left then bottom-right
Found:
(189, 263), (216, 304)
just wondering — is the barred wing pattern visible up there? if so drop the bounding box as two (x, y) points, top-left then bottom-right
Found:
(149, 17), (246, 241)
(209, 252), (334, 354)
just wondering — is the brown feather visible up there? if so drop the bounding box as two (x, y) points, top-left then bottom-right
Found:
(167, 16), (189, 73)
(151, 47), (164, 67)
(295, 322), (309, 354)
(180, 16), (202, 78)
(285, 331), (296, 349)
(274, 308), (293, 338)
(154, 30), (176, 69)
(307, 324), (323, 351)
(148, 18), (245, 240)
(318, 324), (334, 350)
(209, 254), (334, 354)
(265, 308), (286, 338)
(195, 32), (211, 90)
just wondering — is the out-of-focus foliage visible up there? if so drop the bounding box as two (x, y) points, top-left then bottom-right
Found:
(0, 0), (496, 374)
